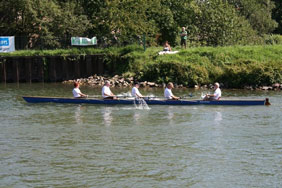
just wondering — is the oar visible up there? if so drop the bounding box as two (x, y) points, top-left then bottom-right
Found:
(88, 93), (194, 99)
(143, 95), (193, 100)
(87, 95), (133, 99)
(116, 95), (133, 98)
(182, 93), (193, 98)
(87, 95), (102, 98)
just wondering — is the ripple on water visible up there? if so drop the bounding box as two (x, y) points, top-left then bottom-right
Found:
(0, 84), (281, 187)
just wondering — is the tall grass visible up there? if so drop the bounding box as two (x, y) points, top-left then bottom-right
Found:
(107, 45), (282, 87)
(1, 44), (281, 88)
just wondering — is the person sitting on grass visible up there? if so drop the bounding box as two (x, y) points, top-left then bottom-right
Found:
(102, 81), (117, 100)
(163, 41), (172, 52)
(164, 82), (180, 100)
(203, 82), (222, 101)
(72, 82), (88, 98)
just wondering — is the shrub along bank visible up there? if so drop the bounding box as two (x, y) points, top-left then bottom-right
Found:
(1, 45), (282, 88)
(103, 45), (282, 88)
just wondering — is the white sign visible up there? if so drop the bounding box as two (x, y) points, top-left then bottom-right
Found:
(0, 36), (15, 52)
(71, 37), (97, 46)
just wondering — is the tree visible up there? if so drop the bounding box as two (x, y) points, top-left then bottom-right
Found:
(0, 0), (90, 48)
(0, 0), (39, 36)
(79, 0), (158, 46)
(228, 0), (278, 34)
(0, 0), (279, 48)
(144, 0), (177, 46)
(272, 0), (282, 34)
(156, 0), (195, 46)
(191, 0), (259, 46)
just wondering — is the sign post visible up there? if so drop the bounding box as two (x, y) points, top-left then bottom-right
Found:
(71, 37), (97, 46)
(0, 36), (15, 52)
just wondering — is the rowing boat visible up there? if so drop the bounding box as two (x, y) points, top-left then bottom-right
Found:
(22, 96), (270, 106)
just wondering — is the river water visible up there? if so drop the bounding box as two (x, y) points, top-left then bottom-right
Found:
(0, 83), (281, 188)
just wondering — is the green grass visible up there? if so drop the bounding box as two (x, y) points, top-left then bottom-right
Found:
(0, 48), (104, 57)
(2, 45), (281, 62)
(1, 44), (282, 88)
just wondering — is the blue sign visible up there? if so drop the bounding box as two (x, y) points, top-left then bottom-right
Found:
(0, 38), (9, 46)
(0, 36), (15, 52)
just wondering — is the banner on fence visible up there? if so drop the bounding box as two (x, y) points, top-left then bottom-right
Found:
(71, 37), (97, 46)
(0, 36), (15, 52)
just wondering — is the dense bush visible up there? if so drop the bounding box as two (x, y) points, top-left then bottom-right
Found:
(142, 61), (209, 86)
(106, 45), (282, 88)
(264, 34), (282, 45)
(219, 61), (282, 88)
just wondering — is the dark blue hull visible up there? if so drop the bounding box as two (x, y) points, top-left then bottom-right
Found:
(22, 96), (268, 106)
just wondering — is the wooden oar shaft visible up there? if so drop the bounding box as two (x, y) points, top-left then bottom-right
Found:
(88, 95), (130, 99)
(88, 94), (194, 99)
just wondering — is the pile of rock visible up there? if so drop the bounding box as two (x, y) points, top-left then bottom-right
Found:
(243, 83), (281, 90)
(63, 75), (281, 90)
(260, 83), (282, 90)
(62, 74), (161, 88)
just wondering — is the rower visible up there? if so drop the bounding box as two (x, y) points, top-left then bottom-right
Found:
(203, 82), (221, 101)
(164, 82), (180, 100)
(73, 82), (88, 98)
(102, 81), (117, 100)
(132, 82), (144, 98)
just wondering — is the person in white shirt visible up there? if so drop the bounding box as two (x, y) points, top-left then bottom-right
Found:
(132, 82), (143, 98)
(102, 81), (117, 99)
(72, 82), (88, 98)
(164, 82), (180, 100)
(204, 82), (222, 101)
(163, 41), (172, 51)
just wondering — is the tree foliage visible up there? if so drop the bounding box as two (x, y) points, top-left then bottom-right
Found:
(228, 0), (278, 34)
(0, 0), (89, 48)
(0, 0), (280, 48)
(272, 0), (282, 34)
(190, 0), (259, 46)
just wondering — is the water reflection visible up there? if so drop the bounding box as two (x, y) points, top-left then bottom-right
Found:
(214, 111), (222, 123)
(133, 110), (141, 125)
(166, 106), (174, 125)
(103, 107), (113, 126)
(211, 110), (224, 153)
(74, 105), (83, 124)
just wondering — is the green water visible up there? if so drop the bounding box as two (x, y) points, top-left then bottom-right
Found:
(0, 83), (281, 187)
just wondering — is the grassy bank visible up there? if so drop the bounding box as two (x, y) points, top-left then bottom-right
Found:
(1, 45), (282, 88)
(103, 45), (282, 88)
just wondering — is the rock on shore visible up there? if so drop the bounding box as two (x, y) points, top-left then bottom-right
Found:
(62, 75), (281, 90)
(62, 74), (161, 88)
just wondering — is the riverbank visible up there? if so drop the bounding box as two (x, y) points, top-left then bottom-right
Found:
(106, 45), (282, 89)
(63, 74), (281, 91)
(1, 45), (282, 88)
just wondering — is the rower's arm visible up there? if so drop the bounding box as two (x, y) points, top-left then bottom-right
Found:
(207, 94), (215, 97)
(172, 95), (180, 100)
(79, 92), (88, 97)
(104, 93), (114, 97)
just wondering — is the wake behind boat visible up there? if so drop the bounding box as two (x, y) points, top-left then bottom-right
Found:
(22, 96), (270, 106)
